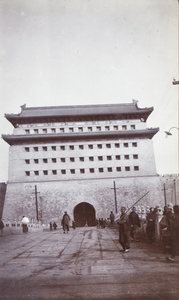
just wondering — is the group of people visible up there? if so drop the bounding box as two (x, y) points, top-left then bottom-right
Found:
(113, 204), (179, 262)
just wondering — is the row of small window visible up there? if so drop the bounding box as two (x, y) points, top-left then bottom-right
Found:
(25, 166), (139, 176)
(24, 142), (137, 152)
(24, 125), (136, 135)
(25, 155), (138, 164)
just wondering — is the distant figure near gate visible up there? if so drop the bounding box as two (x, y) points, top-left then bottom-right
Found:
(129, 207), (141, 242)
(109, 211), (115, 228)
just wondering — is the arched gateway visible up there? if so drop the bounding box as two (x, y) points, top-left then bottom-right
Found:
(74, 202), (96, 227)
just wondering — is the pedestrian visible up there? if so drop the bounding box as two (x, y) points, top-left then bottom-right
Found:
(72, 220), (76, 230)
(0, 219), (4, 236)
(109, 211), (115, 228)
(146, 207), (155, 243)
(129, 206), (141, 242)
(61, 211), (70, 234)
(50, 222), (53, 231)
(117, 206), (131, 253)
(53, 222), (57, 230)
(21, 216), (29, 234)
(166, 205), (179, 262)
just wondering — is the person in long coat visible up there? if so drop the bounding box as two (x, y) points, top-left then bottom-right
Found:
(0, 219), (4, 236)
(61, 211), (70, 233)
(117, 206), (131, 253)
(129, 206), (141, 241)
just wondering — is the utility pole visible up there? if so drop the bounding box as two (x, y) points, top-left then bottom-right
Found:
(32, 185), (40, 221)
(111, 181), (119, 214)
(162, 184), (167, 207)
(173, 179), (177, 205)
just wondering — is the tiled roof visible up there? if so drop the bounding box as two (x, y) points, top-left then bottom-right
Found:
(4, 102), (153, 127)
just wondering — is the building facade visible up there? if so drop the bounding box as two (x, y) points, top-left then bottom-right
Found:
(2, 102), (162, 226)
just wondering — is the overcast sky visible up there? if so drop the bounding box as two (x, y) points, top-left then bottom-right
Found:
(0, 0), (178, 182)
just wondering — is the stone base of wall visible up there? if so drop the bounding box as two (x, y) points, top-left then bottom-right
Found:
(2, 175), (163, 226)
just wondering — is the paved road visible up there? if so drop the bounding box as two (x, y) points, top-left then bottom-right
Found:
(0, 227), (179, 300)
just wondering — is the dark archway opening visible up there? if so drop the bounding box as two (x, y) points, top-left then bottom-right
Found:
(74, 202), (96, 227)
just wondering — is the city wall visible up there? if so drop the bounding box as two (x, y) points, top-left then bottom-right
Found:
(2, 175), (163, 225)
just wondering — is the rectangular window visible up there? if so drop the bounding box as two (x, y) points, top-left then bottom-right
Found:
(25, 159), (30, 164)
(25, 129), (30, 134)
(69, 145), (74, 150)
(43, 170), (48, 175)
(60, 158), (65, 163)
(133, 154), (138, 159)
(132, 142), (137, 147)
(43, 146), (47, 151)
(43, 129), (47, 133)
(124, 155), (129, 160)
(60, 128), (64, 133)
(113, 125), (118, 131)
(25, 147), (30, 152)
(89, 168), (94, 173)
(89, 157), (94, 161)
(61, 170), (66, 174)
(51, 146), (56, 151)
(43, 159), (48, 163)
(79, 157), (84, 162)
(34, 147), (38, 152)
(34, 171), (39, 175)
(105, 126), (110, 131)
(34, 129), (38, 134)
(70, 169), (75, 174)
(134, 166), (139, 171)
(69, 127), (74, 133)
(79, 145), (84, 150)
(78, 127), (83, 132)
(115, 143), (120, 148)
(99, 168), (104, 173)
(60, 145), (65, 150)
(116, 167), (121, 172)
(131, 125), (135, 130)
(25, 171), (30, 176)
(88, 127), (92, 132)
(107, 167), (112, 172)
(122, 125), (127, 130)
(51, 128), (56, 133)
(88, 144), (93, 149)
(98, 156), (103, 161)
(106, 144), (111, 148)
(80, 169), (85, 173)
(52, 170), (57, 175)
(116, 155), (121, 160)
(125, 166), (130, 171)
(97, 144), (102, 149)
(52, 158), (57, 163)
(124, 143), (129, 148)
(34, 159), (39, 164)
(70, 157), (75, 162)
(96, 126), (101, 131)
(107, 156), (112, 160)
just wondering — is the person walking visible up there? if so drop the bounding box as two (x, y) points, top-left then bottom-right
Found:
(21, 216), (29, 234)
(109, 211), (115, 228)
(61, 211), (70, 234)
(129, 206), (141, 242)
(117, 206), (131, 253)
(53, 222), (57, 230)
(146, 207), (155, 243)
(166, 205), (179, 262)
(0, 219), (4, 236)
(50, 222), (53, 231)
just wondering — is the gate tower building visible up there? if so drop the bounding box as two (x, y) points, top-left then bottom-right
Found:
(2, 102), (161, 226)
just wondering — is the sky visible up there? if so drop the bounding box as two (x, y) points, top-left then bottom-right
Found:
(0, 0), (178, 182)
